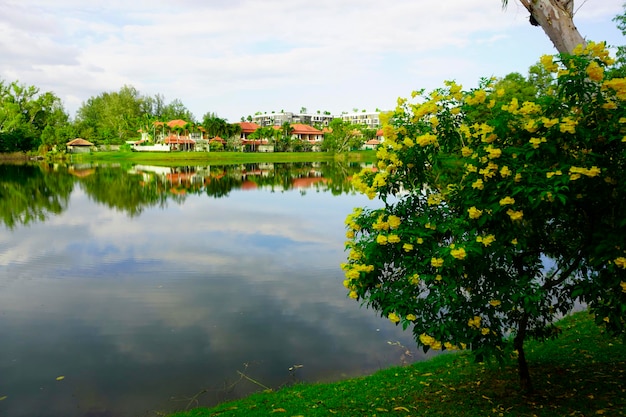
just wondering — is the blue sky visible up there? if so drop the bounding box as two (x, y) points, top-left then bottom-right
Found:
(0, 0), (624, 122)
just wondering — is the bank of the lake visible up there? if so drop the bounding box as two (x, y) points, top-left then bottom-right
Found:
(72, 150), (377, 166)
(168, 311), (626, 417)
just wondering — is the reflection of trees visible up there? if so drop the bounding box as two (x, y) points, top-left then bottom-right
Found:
(78, 167), (173, 217)
(0, 163), (73, 228)
(0, 161), (366, 228)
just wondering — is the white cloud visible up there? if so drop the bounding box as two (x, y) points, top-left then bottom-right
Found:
(0, 0), (623, 122)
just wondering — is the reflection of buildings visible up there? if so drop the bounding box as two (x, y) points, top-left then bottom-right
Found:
(129, 163), (336, 194)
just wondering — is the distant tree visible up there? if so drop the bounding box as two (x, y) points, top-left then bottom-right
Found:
(161, 98), (194, 122)
(202, 112), (229, 138)
(276, 122), (294, 152)
(75, 85), (143, 144)
(322, 118), (363, 153)
(0, 80), (68, 152)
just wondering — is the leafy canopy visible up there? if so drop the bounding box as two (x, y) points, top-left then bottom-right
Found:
(343, 42), (626, 385)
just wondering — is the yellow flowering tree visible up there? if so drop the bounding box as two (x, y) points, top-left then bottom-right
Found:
(343, 42), (626, 393)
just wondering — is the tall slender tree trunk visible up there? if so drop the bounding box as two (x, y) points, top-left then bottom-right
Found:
(514, 313), (534, 394)
(517, 0), (586, 54)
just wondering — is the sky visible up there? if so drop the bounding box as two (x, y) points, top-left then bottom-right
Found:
(1, 0), (624, 123)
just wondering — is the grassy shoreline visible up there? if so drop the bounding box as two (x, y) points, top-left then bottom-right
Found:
(71, 150), (377, 166)
(167, 311), (625, 416)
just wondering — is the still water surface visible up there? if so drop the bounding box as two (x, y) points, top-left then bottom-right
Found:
(0, 162), (429, 417)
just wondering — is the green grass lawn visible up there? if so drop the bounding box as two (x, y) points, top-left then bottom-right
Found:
(71, 150), (377, 166)
(167, 311), (625, 417)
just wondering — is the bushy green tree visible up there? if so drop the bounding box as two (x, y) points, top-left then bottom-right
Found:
(322, 118), (364, 152)
(343, 42), (626, 392)
(0, 80), (68, 153)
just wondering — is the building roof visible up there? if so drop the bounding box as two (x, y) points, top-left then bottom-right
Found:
(291, 124), (322, 134)
(237, 122), (260, 133)
(67, 138), (94, 146)
(167, 119), (188, 129)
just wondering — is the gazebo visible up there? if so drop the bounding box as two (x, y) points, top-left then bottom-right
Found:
(66, 138), (95, 153)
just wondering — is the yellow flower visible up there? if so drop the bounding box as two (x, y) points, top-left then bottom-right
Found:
(461, 146), (473, 157)
(450, 247), (467, 260)
(417, 238), (424, 245)
(431, 258), (444, 268)
(388, 312), (401, 323)
(499, 196), (515, 206)
(620, 281), (626, 293)
(615, 257), (626, 269)
(387, 215), (401, 229)
(349, 291), (358, 299)
(468, 206), (483, 219)
(403, 137), (415, 147)
(444, 342), (458, 351)
(540, 54), (559, 72)
(511, 238), (518, 245)
(419, 333), (436, 346)
(541, 117), (559, 128)
(472, 179), (484, 190)
(406, 314), (417, 321)
(373, 216), (389, 231)
(468, 316), (481, 329)
(416, 133), (438, 147)
(409, 273), (420, 285)
(476, 234), (496, 247)
(507, 209), (524, 221)
(586, 166), (601, 177)
(560, 117), (577, 134)
(403, 243), (414, 252)
(586, 60), (604, 82)
(486, 146), (502, 159)
(514, 173), (522, 182)
(346, 230), (355, 239)
(465, 164), (478, 173)
(602, 101), (617, 110)
(481, 328), (490, 335)
(489, 300), (501, 307)
(465, 90), (487, 105)
(529, 137), (547, 149)
(501, 97), (520, 114)
(500, 166), (511, 177)
(427, 193), (443, 206)
(345, 269), (360, 279)
(388, 234), (401, 244)
(376, 235), (388, 245)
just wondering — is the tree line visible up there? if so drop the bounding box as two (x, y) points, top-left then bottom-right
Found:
(0, 79), (385, 155)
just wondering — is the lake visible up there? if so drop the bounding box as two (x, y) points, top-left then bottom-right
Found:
(0, 161), (430, 417)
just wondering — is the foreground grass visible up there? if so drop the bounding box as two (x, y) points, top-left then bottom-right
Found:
(73, 150), (377, 166)
(168, 311), (625, 417)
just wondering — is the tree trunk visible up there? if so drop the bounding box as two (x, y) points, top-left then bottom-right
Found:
(517, 0), (586, 54)
(514, 313), (534, 394)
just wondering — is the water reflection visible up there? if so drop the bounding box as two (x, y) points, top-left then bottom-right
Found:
(0, 161), (368, 227)
(0, 161), (426, 417)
